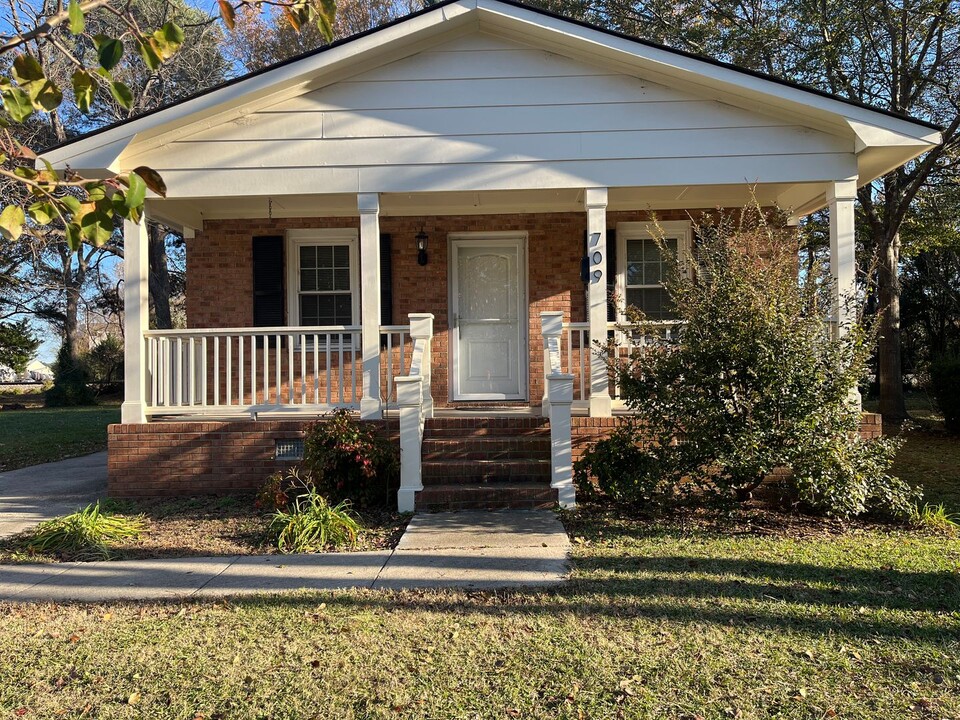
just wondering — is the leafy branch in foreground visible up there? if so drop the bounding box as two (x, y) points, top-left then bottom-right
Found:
(0, 0), (336, 249)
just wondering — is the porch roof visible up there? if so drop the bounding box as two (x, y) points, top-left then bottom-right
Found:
(40, 0), (941, 227)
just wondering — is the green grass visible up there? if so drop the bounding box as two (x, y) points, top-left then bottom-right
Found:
(0, 405), (120, 471)
(1, 513), (957, 719)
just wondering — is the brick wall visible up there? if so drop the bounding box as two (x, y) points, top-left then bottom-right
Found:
(107, 413), (882, 497)
(186, 210), (705, 407)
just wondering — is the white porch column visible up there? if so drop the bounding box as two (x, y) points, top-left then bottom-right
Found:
(585, 187), (612, 416)
(121, 215), (149, 424)
(827, 179), (858, 336)
(358, 192), (382, 419)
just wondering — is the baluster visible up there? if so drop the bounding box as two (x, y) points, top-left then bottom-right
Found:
(200, 337), (208, 407)
(238, 333), (244, 406)
(287, 333), (294, 405)
(300, 334), (306, 404)
(226, 336), (232, 406)
(351, 332), (358, 403)
(313, 334), (319, 404)
(213, 336), (220, 406)
(250, 335), (257, 406)
(187, 338), (195, 406)
(326, 334), (332, 405)
(263, 335), (269, 406)
(337, 333), (345, 404)
(174, 338), (183, 406)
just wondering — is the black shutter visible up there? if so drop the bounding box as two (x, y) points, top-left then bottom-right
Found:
(606, 228), (617, 322)
(379, 233), (392, 326)
(252, 235), (284, 347)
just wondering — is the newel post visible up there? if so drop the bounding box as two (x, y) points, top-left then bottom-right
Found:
(122, 215), (149, 424)
(547, 372), (576, 508)
(540, 311), (564, 416)
(395, 375), (423, 513)
(408, 313), (434, 419)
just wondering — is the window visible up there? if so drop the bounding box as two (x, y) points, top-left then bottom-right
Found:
(617, 221), (691, 322)
(286, 229), (359, 331)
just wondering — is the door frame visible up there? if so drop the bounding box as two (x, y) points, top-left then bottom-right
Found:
(448, 232), (529, 402)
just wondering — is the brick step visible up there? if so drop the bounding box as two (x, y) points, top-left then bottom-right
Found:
(422, 438), (550, 461)
(415, 483), (557, 511)
(424, 426), (550, 439)
(422, 459), (551, 483)
(423, 418), (550, 438)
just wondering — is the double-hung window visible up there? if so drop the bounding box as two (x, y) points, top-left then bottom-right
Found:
(286, 229), (359, 340)
(617, 221), (692, 322)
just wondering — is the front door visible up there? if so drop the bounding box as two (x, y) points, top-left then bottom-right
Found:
(450, 235), (527, 401)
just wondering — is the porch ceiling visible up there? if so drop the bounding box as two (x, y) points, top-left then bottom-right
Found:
(146, 182), (820, 230)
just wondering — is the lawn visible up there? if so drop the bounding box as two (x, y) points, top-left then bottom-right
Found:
(1, 511), (957, 719)
(0, 405), (120, 472)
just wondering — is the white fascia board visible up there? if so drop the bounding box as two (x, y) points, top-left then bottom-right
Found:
(39, 0), (478, 172)
(475, 0), (940, 148)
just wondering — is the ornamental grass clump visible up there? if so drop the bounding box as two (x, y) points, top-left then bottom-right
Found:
(269, 476), (361, 553)
(25, 502), (144, 560)
(575, 202), (919, 518)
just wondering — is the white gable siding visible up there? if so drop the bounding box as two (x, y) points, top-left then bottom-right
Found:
(122, 33), (857, 197)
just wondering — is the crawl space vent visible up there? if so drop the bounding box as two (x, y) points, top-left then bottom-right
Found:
(275, 439), (304, 461)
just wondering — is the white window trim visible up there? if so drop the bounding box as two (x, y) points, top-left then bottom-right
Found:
(285, 229), (360, 344)
(615, 220), (692, 322)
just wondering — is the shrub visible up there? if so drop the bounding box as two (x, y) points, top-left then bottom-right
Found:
(269, 481), (361, 553)
(86, 335), (124, 392)
(45, 343), (96, 407)
(302, 409), (399, 508)
(25, 502), (144, 560)
(577, 203), (918, 518)
(929, 354), (960, 433)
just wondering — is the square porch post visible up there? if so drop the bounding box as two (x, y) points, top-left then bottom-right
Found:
(358, 192), (382, 419)
(828, 177), (861, 406)
(585, 187), (612, 416)
(121, 215), (149, 424)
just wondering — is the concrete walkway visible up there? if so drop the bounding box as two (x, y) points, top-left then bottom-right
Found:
(0, 452), (107, 538)
(0, 510), (571, 602)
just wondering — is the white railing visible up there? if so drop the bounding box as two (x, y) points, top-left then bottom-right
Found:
(395, 313), (434, 512)
(544, 318), (685, 407)
(540, 312), (576, 508)
(144, 324), (413, 417)
(145, 326), (362, 416)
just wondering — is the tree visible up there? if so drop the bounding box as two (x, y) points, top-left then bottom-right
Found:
(534, 0), (960, 424)
(0, 0), (336, 249)
(575, 204), (917, 518)
(0, 319), (39, 374)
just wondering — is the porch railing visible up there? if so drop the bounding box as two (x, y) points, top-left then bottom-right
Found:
(144, 323), (412, 417)
(546, 317), (684, 405)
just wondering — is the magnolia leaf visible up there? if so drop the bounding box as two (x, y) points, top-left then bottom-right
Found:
(125, 171), (147, 209)
(0, 205), (26, 241)
(68, 0), (85, 34)
(316, 11), (333, 43)
(12, 139), (36, 160)
(218, 0), (236, 30)
(80, 208), (114, 246)
(153, 22), (185, 60)
(65, 222), (83, 250)
(132, 166), (166, 198)
(27, 201), (57, 225)
(11, 54), (44, 85)
(14, 166), (39, 181)
(1, 87), (34, 122)
(137, 38), (163, 72)
(61, 195), (82, 215)
(72, 70), (95, 114)
(318, 0), (336, 22)
(109, 80), (134, 111)
(93, 35), (124, 71)
(0, 153), (6, 163)
(86, 183), (108, 201)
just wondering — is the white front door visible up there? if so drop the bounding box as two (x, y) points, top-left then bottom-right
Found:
(450, 235), (527, 400)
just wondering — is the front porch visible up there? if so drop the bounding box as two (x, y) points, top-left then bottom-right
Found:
(117, 186), (863, 511)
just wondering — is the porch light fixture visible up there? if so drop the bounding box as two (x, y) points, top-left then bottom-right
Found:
(416, 227), (429, 266)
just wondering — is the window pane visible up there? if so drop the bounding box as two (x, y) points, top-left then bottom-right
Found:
(300, 294), (353, 326)
(300, 246), (316, 268)
(315, 268), (334, 292)
(333, 245), (349, 267)
(300, 269), (316, 292)
(334, 294), (352, 323)
(642, 238), (659, 261)
(626, 287), (675, 321)
(626, 239), (644, 262)
(334, 269), (351, 291)
(644, 261), (662, 284)
(626, 261), (643, 285)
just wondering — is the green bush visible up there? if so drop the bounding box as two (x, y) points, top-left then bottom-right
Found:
(269, 479), (361, 553)
(576, 204), (918, 518)
(45, 343), (96, 407)
(929, 354), (960, 433)
(86, 335), (124, 391)
(25, 502), (144, 560)
(302, 409), (399, 508)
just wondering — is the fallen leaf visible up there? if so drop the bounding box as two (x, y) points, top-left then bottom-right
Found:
(127, 692), (141, 705)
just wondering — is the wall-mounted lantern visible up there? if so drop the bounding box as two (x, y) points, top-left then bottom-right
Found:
(416, 227), (429, 266)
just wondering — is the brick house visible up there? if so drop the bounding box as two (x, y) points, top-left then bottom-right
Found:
(42, 0), (938, 510)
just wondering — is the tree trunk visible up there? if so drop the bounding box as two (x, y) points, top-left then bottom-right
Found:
(147, 223), (173, 330)
(64, 278), (81, 363)
(877, 231), (908, 424)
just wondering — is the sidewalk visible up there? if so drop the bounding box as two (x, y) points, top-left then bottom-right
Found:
(0, 510), (571, 602)
(0, 452), (107, 538)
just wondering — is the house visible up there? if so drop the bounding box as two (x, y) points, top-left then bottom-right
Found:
(40, 0), (940, 510)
